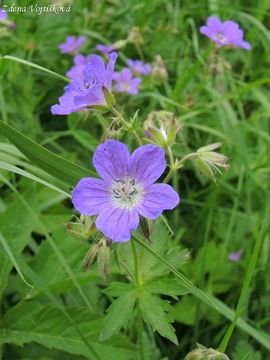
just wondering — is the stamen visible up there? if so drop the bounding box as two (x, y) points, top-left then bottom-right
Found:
(111, 176), (143, 209)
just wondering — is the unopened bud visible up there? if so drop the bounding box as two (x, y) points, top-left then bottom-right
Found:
(127, 26), (143, 44)
(144, 111), (180, 147)
(97, 238), (111, 280)
(102, 86), (116, 108)
(196, 143), (229, 182)
(151, 55), (168, 83)
(66, 215), (96, 238)
(185, 348), (229, 360)
(112, 39), (127, 50)
(83, 244), (99, 272)
(139, 217), (153, 242)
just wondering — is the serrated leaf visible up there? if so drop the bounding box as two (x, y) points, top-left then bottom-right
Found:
(102, 282), (134, 297)
(100, 290), (137, 341)
(145, 277), (190, 297)
(0, 301), (137, 360)
(0, 120), (94, 187)
(139, 291), (178, 345)
(0, 186), (37, 298)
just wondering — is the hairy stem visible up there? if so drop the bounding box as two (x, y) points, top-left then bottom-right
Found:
(111, 107), (142, 145)
(131, 239), (145, 360)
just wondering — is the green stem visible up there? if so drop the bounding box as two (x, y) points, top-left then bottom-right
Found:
(178, 152), (197, 167)
(167, 146), (174, 167)
(219, 223), (265, 352)
(163, 152), (197, 183)
(135, 43), (145, 61)
(131, 239), (145, 360)
(111, 107), (142, 145)
(163, 146), (175, 183)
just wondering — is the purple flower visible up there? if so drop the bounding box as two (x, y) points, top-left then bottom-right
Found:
(127, 59), (152, 75)
(51, 52), (118, 115)
(228, 251), (243, 262)
(66, 54), (91, 82)
(0, 9), (8, 21)
(59, 35), (86, 55)
(96, 44), (115, 56)
(113, 68), (141, 95)
(200, 16), (251, 50)
(72, 140), (180, 242)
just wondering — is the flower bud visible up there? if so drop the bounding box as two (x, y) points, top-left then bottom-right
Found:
(144, 111), (180, 147)
(151, 55), (168, 83)
(185, 348), (229, 360)
(66, 215), (96, 238)
(139, 216), (153, 242)
(83, 244), (99, 272)
(196, 142), (229, 182)
(97, 238), (111, 280)
(112, 39), (127, 50)
(102, 86), (116, 108)
(127, 26), (143, 44)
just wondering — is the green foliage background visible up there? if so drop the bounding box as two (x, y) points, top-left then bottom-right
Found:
(0, 0), (269, 359)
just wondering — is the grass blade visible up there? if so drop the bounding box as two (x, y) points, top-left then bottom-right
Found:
(0, 161), (70, 197)
(0, 120), (94, 186)
(0, 232), (33, 289)
(1, 55), (69, 82)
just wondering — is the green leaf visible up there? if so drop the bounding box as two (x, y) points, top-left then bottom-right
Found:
(100, 290), (137, 341)
(144, 277), (190, 297)
(14, 257), (100, 360)
(0, 120), (94, 186)
(139, 290), (178, 345)
(0, 301), (137, 360)
(134, 236), (270, 351)
(0, 186), (37, 299)
(102, 282), (134, 297)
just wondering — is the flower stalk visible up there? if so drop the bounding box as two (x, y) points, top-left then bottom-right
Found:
(111, 107), (143, 145)
(131, 239), (145, 360)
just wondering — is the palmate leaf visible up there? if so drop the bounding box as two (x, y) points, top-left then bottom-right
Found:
(0, 120), (94, 187)
(99, 290), (138, 341)
(0, 186), (37, 299)
(139, 290), (178, 345)
(0, 301), (137, 360)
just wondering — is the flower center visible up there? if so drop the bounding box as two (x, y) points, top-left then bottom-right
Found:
(111, 176), (143, 209)
(215, 32), (226, 42)
(121, 82), (131, 92)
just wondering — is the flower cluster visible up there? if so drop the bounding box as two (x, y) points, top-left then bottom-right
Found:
(200, 16), (251, 50)
(72, 139), (180, 242)
(53, 15), (250, 243)
(51, 52), (118, 115)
